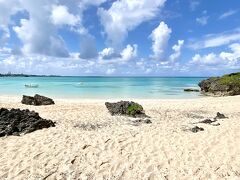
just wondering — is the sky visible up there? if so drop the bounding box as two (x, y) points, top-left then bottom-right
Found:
(0, 0), (240, 76)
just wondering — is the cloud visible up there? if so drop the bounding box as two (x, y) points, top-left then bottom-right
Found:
(189, 43), (240, 69)
(219, 10), (238, 20)
(196, 16), (209, 26)
(99, 44), (138, 62)
(98, 0), (166, 48)
(121, 44), (138, 61)
(0, 0), (22, 45)
(106, 68), (116, 75)
(150, 21), (172, 60)
(57, 0), (107, 35)
(14, 18), (69, 57)
(169, 40), (184, 62)
(99, 47), (121, 60)
(188, 28), (240, 50)
(0, 51), (138, 76)
(51, 5), (79, 26)
(219, 43), (240, 61)
(13, 0), (69, 57)
(0, 47), (12, 59)
(190, 53), (219, 65)
(1, 0), (108, 58)
(189, 0), (200, 11)
(0, 53), (99, 75)
(56, 0), (107, 59)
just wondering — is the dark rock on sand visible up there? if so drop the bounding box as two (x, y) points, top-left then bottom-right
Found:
(21, 95), (35, 105)
(0, 108), (55, 137)
(198, 119), (220, 126)
(132, 118), (152, 124)
(215, 112), (227, 119)
(144, 119), (152, 124)
(190, 126), (204, 133)
(199, 119), (216, 124)
(198, 72), (240, 96)
(105, 101), (147, 117)
(184, 88), (200, 92)
(22, 94), (55, 106)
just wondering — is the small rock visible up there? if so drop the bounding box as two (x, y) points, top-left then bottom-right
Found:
(184, 88), (200, 92)
(132, 118), (152, 124)
(211, 123), (221, 126)
(144, 119), (152, 124)
(199, 119), (216, 124)
(21, 94), (55, 106)
(215, 112), (227, 119)
(190, 126), (204, 133)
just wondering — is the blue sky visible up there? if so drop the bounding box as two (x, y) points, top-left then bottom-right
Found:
(0, 0), (240, 76)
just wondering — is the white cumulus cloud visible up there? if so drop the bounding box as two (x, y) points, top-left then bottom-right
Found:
(150, 21), (172, 60)
(98, 0), (166, 48)
(189, 43), (240, 69)
(99, 47), (121, 59)
(99, 44), (138, 63)
(190, 53), (218, 65)
(169, 40), (184, 62)
(121, 44), (138, 61)
(13, 0), (69, 57)
(219, 43), (240, 61)
(51, 5), (79, 26)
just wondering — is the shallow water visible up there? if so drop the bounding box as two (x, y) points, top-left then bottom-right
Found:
(0, 76), (205, 99)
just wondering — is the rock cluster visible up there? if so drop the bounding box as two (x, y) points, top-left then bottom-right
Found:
(188, 112), (228, 133)
(198, 72), (240, 96)
(0, 108), (55, 137)
(22, 94), (55, 106)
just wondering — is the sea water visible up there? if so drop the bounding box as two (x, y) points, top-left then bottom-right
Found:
(0, 76), (206, 99)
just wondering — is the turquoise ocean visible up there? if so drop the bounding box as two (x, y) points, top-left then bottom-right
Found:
(0, 77), (206, 99)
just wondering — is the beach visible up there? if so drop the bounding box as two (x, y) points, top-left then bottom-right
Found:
(0, 95), (240, 179)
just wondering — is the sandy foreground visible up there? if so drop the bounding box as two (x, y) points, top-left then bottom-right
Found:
(0, 95), (240, 180)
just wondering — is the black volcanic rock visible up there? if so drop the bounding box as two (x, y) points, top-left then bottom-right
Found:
(105, 101), (147, 117)
(0, 108), (55, 137)
(33, 94), (55, 105)
(184, 88), (199, 92)
(22, 94), (55, 106)
(215, 112), (227, 119)
(190, 126), (204, 133)
(198, 73), (240, 96)
(199, 119), (216, 124)
(21, 95), (35, 105)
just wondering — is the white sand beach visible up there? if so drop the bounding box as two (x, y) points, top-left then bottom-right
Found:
(0, 95), (240, 179)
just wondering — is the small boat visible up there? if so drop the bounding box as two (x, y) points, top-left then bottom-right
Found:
(25, 84), (39, 88)
(76, 82), (84, 86)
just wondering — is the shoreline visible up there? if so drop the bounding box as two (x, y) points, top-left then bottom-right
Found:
(0, 93), (237, 103)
